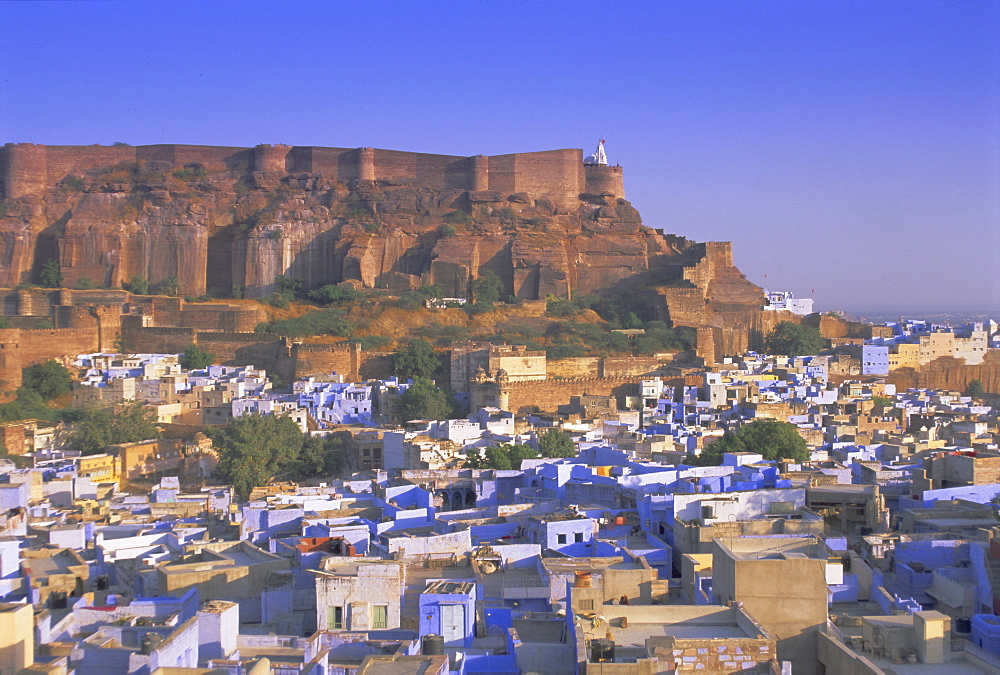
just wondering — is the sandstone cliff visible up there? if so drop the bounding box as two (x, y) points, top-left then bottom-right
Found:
(0, 143), (769, 353)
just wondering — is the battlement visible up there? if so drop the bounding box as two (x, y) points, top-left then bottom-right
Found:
(1, 142), (612, 207)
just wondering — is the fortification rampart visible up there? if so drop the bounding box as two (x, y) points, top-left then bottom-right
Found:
(2, 143), (601, 207)
(546, 355), (677, 379)
(888, 362), (1000, 395)
(503, 376), (644, 413)
(0, 326), (100, 392)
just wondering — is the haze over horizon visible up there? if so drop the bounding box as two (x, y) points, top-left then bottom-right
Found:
(2, 1), (997, 317)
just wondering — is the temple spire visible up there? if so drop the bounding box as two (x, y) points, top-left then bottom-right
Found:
(584, 139), (609, 166)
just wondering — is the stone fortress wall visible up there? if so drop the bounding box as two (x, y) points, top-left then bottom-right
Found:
(2, 143), (625, 205)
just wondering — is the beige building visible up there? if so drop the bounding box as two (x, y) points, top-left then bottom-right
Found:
(0, 603), (33, 673)
(450, 342), (546, 393)
(155, 541), (289, 623)
(312, 559), (403, 632)
(912, 450), (1000, 493)
(711, 536), (830, 674)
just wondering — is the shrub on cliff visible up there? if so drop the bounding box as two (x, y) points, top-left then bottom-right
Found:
(443, 210), (474, 225)
(308, 284), (361, 305)
(157, 275), (180, 297)
(257, 309), (354, 339)
(123, 276), (150, 295)
(39, 259), (62, 288)
(634, 323), (696, 355)
(470, 272), (504, 310)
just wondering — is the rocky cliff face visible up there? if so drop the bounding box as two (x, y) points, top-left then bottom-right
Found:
(0, 149), (766, 338)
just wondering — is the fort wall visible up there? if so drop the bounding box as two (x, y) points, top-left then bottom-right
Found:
(888, 362), (1000, 395)
(584, 164), (625, 199)
(0, 327), (100, 391)
(2, 143), (591, 208)
(503, 376), (643, 413)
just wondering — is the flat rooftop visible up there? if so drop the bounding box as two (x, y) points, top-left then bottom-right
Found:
(423, 580), (474, 595)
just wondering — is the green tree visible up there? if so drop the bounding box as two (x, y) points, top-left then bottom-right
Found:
(180, 344), (214, 370)
(398, 377), (454, 421)
(22, 361), (72, 400)
(159, 274), (180, 297)
(72, 400), (160, 455)
(622, 312), (644, 330)
(0, 317), (10, 329)
(764, 321), (827, 357)
(692, 419), (809, 466)
(211, 413), (304, 498)
(465, 443), (539, 469)
(872, 395), (894, 408)
(123, 276), (150, 295)
(40, 259), (62, 288)
(0, 388), (59, 423)
(538, 428), (576, 458)
(296, 434), (345, 476)
(274, 274), (303, 304)
(393, 339), (440, 380)
(470, 271), (504, 307)
(308, 284), (360, 305)
(965, 379), (985, 398)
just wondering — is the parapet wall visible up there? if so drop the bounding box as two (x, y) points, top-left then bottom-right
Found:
(0, 326), (100, 392)
(2, 143), (593, 207)
(504, 376), (643, 413)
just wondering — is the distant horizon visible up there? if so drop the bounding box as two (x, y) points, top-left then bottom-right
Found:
(817, 304), (997, 322)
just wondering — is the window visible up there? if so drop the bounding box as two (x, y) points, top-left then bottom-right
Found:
(574, 532), (584, 543)
(557, 533), (567, 544)
(328, 605), (344, 629)
(578, 599), (594, 610)
(372, 604), (388, 629)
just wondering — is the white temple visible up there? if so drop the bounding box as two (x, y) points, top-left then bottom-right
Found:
(584, 139), (608, 166)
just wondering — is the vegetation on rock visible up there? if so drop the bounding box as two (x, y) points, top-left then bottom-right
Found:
(22, 361), (73, 400)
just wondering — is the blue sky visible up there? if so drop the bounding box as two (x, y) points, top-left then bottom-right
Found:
(2, 1), (997, 315)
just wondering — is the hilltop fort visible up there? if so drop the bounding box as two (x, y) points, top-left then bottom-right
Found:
(0, 140), (786, 362)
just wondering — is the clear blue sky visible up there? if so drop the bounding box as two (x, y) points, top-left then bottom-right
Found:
(2, 1), (997, 316)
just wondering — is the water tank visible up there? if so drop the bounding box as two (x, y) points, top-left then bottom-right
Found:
(590, 638), (615, 662)
(422, 634), (445, 656)
(141, 632), (164, 655)
(701, 505), (715, 520)
(574, 571), (592, 588)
